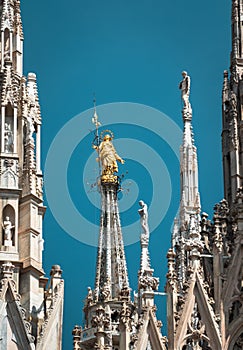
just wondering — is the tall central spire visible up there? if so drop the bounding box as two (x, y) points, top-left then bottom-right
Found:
(94, 175), (130, 302)
(75, 114), (132, 350)
(92, 126), (129, 301)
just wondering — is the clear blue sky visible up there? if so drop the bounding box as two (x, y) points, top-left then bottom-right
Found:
(21, 1), (231, 349)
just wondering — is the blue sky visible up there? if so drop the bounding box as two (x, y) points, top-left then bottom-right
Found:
(21, 1), (231, 348)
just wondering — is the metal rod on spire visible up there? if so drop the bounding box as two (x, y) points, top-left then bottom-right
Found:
(91, 94), (102, 176)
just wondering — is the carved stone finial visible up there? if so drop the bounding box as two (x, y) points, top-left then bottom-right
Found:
(166, 248), (176, 288)
(72, 325), (82, 350)
(139, 269), (159, 291)
(91, 306), (110, 332)
(1, 261), (14, 278)
(213, 199), (229, 219)
(119, 284), (130, 301)
(120, 302), (131, 330)
(235, 187), (243, 204)
(86, 286), (93, 305)
(101, 281), (111, 302)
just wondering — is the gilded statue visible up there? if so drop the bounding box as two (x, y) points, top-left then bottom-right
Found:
(93, 133), (125, 175)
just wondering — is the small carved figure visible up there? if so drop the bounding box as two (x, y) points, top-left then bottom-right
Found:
(25, 115), (35, 141)
(138, 200), (149, 236)
(120, 302), (131, 329)
(2, 216), (14, 242)
(4, 36), (10, 60)
(101, 281), (110, 301)
(179, 71), (191, 110)
(191, 303), (200, 330)
(92, 306), (110, 331)
(86, 286), (93, 305)
(231, 92), (237, 112)
(93, 134), (124, 175)
(139, 271), (159, 291)
(4, 123), (13, 153)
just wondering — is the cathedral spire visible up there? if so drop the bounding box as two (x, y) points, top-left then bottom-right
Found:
(231, 0), (242, 59)
(221, 0), (243, 207)
(137, 200), (159, 310)
(73, 110), (167, 349)
(0, 2), (64, 348)
(77, 124), (133, 349)
(178, 71), (201, 230)
(169, 72), (202, 295)
(93, 131), (129, 302)
(0, 0), (23, 75)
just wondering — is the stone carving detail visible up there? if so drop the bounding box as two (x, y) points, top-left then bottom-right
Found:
(232, 0), (238, 23)
(213, 199), (230, 254)
(233, 333), (243, 349)
(101, 281), (111, 302)
(37, 278), (64, 344)
(139, 270), (159, 291)
(13, 2), (23, 38)
(72, 325), (82, 350)
(120, 303), (131, 330)
(230, 92), (237, 114)
(4, 122), (14, 153)
(85, 286), (93, 306)
(1, 261), (14, 280)
(182, 303), (211, 350)
(1, 63), (20, 107)
(119, 284), (130, 301)
(235, 187), (243, 203)
(25, 114), (35, 143)
(0, 262), (35, 344)
(0, 158), (19, 188)
(185, 215), (204, 261)
(166, 248), (177, 290)
(91, 306), (110, 331)
(200, 212), (211, 252)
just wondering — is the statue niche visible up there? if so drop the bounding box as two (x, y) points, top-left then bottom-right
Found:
(4, 28), (10, 61)
(4, 104), (14, 153)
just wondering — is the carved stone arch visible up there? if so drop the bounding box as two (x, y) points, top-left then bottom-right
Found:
(180, 333), (212, 350)
(2, 168), (17, 188)
(226, 321), (243, 350)
(2, 204), (15, 245)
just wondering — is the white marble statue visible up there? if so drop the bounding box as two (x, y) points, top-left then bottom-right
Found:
(4, 122), (13, 153)
(4, 36), (10, 60)
(138, 200), (149, 235)
(2, 216), (14, 242)
(179, 71), (191, 110)
(25, 115), (35, 141)
(93, 134), (125, 174)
